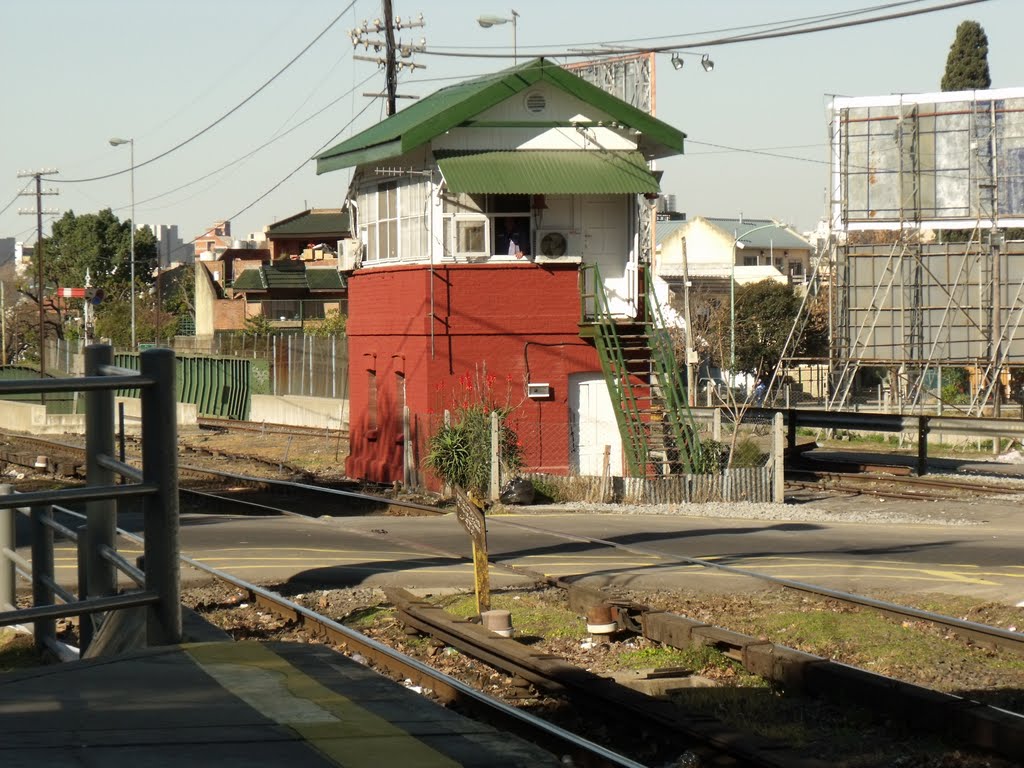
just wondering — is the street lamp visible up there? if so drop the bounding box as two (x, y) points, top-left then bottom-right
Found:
(477, 10), (519, 64)
(730, 221), (784, 383)
(109, 137), (135, 349)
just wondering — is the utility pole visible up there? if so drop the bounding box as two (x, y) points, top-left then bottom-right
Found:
(17, 170), (59, 382)
(350, 3), (426, 116)
(382, 0), (397, 115)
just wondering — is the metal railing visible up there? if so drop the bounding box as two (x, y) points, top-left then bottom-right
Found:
(0, 345), (180, 658)
(690, 405), (1024, 475)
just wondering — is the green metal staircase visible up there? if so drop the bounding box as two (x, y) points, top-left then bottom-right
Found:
(579, 263), (703, 477)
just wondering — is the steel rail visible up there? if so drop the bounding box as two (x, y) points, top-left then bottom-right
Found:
(14, 505), (641, 768)
(4, 432), (1022, 654)
(491, 517), (1024, 657)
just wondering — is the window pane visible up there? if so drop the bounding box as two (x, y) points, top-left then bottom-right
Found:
(386, 220), (398, 259)
(366, 224), (377, 261)
(442, 218), (452, 257)
(457, 220), (486, 253)
(401, 216), (413, 259)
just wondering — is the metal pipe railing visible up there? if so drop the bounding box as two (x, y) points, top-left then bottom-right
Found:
(0, 344), (181, 656)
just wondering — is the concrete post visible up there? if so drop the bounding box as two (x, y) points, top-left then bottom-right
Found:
(712, 407), (722, 442)
(773, 412), (785, 503)
(490, 411), (500, 501)
(140, 348), (181, 644)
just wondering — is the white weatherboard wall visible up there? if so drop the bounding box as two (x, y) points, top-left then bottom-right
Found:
(249, 395), (349, 431)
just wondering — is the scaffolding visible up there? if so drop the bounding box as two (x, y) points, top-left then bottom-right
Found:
(822, 87), (1024, 414)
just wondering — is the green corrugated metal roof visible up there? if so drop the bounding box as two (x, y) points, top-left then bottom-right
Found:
(232, 265), (345, 292)
(315, 58), (684, 173)
(267, 209), (350, 237)
(232, 268), (266, 291)
(305, 268), (344, 290)
(264, 265), (309, 289)
(435, 150), (659, 194)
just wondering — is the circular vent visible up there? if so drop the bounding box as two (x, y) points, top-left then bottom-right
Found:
(524, 91), (547, 114)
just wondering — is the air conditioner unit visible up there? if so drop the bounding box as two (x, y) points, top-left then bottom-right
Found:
(337, 238), (362, 272)
(536, 229), (570, 258)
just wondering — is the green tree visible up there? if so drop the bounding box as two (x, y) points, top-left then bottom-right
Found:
(308, 309), (347, 337)
(723, 280), (803, 376)
(43, 209), (158, 305)
(941, 20), (991, 91)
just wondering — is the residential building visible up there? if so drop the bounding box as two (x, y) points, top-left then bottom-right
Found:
(193, 211), (349, 338)
(194, 220), (233, 260)
(264, 208), (351, 262)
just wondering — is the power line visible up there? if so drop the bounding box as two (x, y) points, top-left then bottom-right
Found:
(418, 0), (991, 59)
(52, 1), (358, 185)
(165, 94), (378, 262)
(0, 180), (32, 218)
(429, 0), (935, 53)
(129, 71), (378, 212)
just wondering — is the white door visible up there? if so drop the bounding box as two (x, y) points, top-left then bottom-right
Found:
(582, 196), (634, 317)
(569, 373), (623, 476)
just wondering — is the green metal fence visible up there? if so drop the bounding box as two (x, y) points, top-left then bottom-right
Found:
(114, 353), (251, 420)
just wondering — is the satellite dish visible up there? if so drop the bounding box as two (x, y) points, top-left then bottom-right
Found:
(540, 231), (567, 257)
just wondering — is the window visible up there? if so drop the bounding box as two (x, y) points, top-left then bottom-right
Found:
(261, 300), (327, 321)
(360, 178), (428, 262)
(743, 256), (757, 266)
(441, 193), (531, 261)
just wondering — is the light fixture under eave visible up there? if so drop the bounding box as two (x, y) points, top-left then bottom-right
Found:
(701, 54), (715, 72)
(670, 52), (684, 71)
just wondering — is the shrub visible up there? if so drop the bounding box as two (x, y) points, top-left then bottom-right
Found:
(425, 368), (521, 497)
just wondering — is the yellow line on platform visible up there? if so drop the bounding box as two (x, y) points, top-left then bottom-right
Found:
(187, 641), (459, 768)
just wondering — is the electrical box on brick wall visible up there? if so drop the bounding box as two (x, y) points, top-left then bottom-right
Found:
(527, 382), (551, 399)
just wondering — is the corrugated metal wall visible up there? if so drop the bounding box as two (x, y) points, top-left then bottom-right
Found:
(0, 366), (79, 414)
(114, 353), (251, 420)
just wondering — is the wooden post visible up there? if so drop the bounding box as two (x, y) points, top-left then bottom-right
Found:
(454, 487), (489, 614)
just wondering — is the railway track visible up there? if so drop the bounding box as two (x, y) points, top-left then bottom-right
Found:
(787, 467), (1024, 501)
(4, 429), (1021, 656)
(197, 417), (348, 438)
(5, 431), (1024, 763)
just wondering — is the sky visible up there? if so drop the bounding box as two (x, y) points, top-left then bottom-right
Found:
(3, 0), (1023, 252)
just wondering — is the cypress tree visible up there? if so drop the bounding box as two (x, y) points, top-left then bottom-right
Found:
(941, 20), (991, 91)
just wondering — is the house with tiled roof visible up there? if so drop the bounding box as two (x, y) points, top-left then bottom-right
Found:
(192, 209), (350, 337)
(314, 57), (701, 488)
(265, 208), (351, 261)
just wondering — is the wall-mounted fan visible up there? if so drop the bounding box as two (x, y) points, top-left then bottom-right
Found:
(540, 231), (568, 257)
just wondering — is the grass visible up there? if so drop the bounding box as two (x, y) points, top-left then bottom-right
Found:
(612, 644), (757, 680)
(705, 596), (1024, 689)
(437, 591), (585, 640)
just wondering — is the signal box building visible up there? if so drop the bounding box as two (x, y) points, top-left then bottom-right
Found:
(316, 58), (692, 486)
